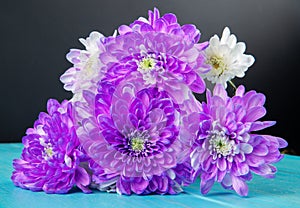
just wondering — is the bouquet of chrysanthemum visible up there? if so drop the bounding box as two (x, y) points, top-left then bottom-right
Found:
(11, 8), (287, 196)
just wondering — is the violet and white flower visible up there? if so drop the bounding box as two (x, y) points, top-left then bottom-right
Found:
(76, 75), (193, 195)
(100, 8), (210, 95)
(60, 31), (107, 101)
(11, 99), (91, 194)
(189, 84), (287, 196)
(202, 27), (255, 88)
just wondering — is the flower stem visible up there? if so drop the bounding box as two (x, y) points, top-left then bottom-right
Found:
(229, 80), (237, 91)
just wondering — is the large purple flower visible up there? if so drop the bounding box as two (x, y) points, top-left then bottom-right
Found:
(189, 84), (287, 196)
(11, 99), (90, 194)
(76, 75), (193, 195)
(100, 8), (210, 95)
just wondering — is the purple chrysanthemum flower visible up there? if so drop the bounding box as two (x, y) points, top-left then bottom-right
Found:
(76, 75), (193, 195)
(100, 8), (210, 94)
(11, 99), (91, 194)
(189, 84), (287, 196)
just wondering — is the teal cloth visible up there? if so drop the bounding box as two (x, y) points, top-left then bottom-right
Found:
(0, 143), (299, 208)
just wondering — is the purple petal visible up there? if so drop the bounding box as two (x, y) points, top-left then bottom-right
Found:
(200, 178), (215, 195)
(252, 144), (269, 156)
(213, 84), (228, 100)
(249, 121), (276, 131)
(195, 41), (209, 51)
(250, 164), (276, 177)
(277, 137), (288, 148)
(202, 153), (213, 171)
(131, 178), (149, 194)
(118, 25), (132, 35)
(237, 162), (250, 176)
(246, 93), (266, 109)
(217, 157), (227, 171)
(154, 19), (167, 32)
(162, 13), (177, 24)
(140, 24), (154, 32)
(243, 106), (266, 122)
(188, 73), (206, 93)
(217, 170), (227, 182)
(231, 174), (248, 196)
(235, 85), (245, 97)
(75, 166), (92, 193)
(117, 178), (131, 195)
(246, 154), (264, 167)
(221, 173), (232, 188)
(263, 135), (288, 148)
(148, 178), (158, 192)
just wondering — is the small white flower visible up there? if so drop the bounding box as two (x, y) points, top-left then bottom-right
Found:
(60, 31), (106, 101)
(202, 27), (255, 88)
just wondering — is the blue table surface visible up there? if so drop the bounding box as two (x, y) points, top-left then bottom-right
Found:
(0, 143), (299, 208)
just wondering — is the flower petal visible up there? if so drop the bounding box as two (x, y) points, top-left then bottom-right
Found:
(231, 174), (248, 196)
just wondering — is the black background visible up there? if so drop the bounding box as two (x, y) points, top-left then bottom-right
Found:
(1, 0), (299, 154)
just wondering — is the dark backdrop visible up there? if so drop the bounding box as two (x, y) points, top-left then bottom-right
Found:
(1, 0), (299, 154)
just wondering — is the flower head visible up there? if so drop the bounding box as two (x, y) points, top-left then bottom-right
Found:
(189, 84), (287, 196)
(100, 8), (210, 94)
(202, 27), (255, 88)
(11, 99), (91, 194)
(60, 31), (108, 101)
(76, 75), (193, 195)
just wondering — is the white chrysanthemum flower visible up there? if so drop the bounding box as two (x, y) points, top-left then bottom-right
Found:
(60, 31), (107, 101)
(202, 27), (255, 88)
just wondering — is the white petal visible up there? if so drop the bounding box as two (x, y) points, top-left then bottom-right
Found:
(241, 54), (255, 66)
(231, 42), (246, 57)
(79, 38), (87, 47)
(220, 27), (231, 44)
(64, 155), (72, 167)
(209, 35), (220, 47)
(219, 44), (231, 56)
(137, 17), (149, 23)
(240, 143), (253, 154)
(235, 71), (246, 78)
(227, 34), (237, 48)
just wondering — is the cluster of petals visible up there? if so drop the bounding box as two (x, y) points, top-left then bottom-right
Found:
(188, 84), (287, 196)
(11, 99), (91, 194)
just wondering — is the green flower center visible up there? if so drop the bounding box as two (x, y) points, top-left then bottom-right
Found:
(45, 146), (54, 158)
(41, 142), (55, 160)
(130, 137), (145, 152)
(138, 57), (156, 72)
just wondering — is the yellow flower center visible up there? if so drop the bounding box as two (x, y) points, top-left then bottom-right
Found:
(45, 146), (54, 158)
(130, 137), (145, 152)
(138, 57), (156, 72)
(208, 56), (227, 76)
